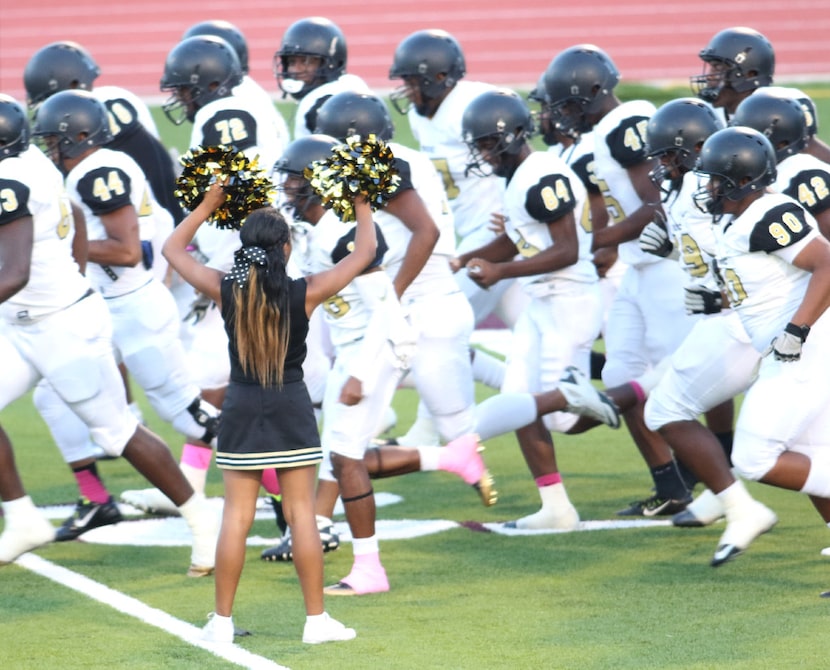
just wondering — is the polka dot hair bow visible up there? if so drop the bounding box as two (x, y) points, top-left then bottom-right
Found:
(226, 246), (268, 287)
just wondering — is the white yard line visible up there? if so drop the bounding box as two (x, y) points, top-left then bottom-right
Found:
(14, 553), (289, 670)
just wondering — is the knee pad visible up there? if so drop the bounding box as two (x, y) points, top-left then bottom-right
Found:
(171, 397), (221, 444)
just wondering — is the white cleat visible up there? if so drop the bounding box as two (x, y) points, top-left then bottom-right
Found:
(120, 487), (180, 516)
(821, 547), (830, 558)
(201, 612), (234, 643)
(558, 366), (621, 429)
(0, 512), (56, 565)
(672, 488), (725, 527)
(711, 501), (778, 567)
(302, 612), (357, 645)
(505, 504), (580, 531)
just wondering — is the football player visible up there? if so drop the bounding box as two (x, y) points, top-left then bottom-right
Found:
(690, 26), (830, 163)
(454, 88), (602, 529)
(273, 16), (370, 139)
(30, 90), (223, 544)
(182, 20), (290, 158)
(636, 98), (778, 564)
(387, 29), (522, 445)
(544, 45), (696, 517)
(24, 40), (183, 227)
(730, 90), (830, 240)
(694, 127), (830, 577)
(0, 94), (218, 574)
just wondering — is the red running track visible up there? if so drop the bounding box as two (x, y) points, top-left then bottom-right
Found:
(1, 0), (829, 104)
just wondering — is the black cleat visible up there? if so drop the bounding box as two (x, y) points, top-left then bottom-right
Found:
(55, 496), (123, 541)
(616, 494), (691, 517)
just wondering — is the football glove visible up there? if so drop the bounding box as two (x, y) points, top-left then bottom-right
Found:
(638, 219), (673, 258)
(768, 322), (810, 362)
(684, 285), (723, 315)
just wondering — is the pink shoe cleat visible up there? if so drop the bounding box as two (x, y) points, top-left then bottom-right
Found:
(439, 434), (498, 507)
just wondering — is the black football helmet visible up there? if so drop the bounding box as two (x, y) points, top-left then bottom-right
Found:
(23, 41), (101, 109)
(646, 97), (724, 191)
(729, 90), (807, 163)
(462, 88), (533, 178)
(183, 20), (250, 74)
(0, 95), (31, 159)
(314, 92), (394, 141)
(693, 126), (776, 219)
(274, 17), (347, 99)
(273, 134), (338, 221)
(542, 44), (620, 140)
(31, 89), (113, 164)
(160, 35), (242, 125)
(388, 29), (466, 115)
(690, 27), (775, 103)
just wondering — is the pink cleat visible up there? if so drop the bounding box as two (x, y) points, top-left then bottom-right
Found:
(438, 434), (498, 506)
(324, 563), (390, 596)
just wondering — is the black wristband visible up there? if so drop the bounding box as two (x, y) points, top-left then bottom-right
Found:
(784, 321), (810, 342)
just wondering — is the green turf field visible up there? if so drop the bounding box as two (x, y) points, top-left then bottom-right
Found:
(2, 84), (830, 669)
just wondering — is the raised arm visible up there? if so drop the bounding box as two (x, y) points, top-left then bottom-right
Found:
(162, 182), (227, 305)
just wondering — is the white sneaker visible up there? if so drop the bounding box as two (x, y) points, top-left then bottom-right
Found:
(201, 612), (234, 643)
(711, 501), (778, 567)
(120, 487), (180, 516)
(558, 366), (621, 429)
(302, 612), (356, 645)
(506, 504), (580, 531)
(820, 547), (830, 558)
(0, 512), (56, 565)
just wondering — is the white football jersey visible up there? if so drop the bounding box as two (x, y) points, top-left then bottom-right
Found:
(190, 94), (286, 179)
(234, 76), (291, 160)
(66, 147), (163, 297)
(663, 171), (719, 285)
(304, 210), (384, 349)
(293, 74), (371, 139)
(408, 80), (505, 239)
(773, 152), (830, 219)
(713, 192), (818, 351)
(0, 145), (90, 322)
(592, 99), (657, 267)
(93, 85), (160, 139)
(552, 131), (600, 234)
(502, 151), (596, 296)
(373, 141), (459, 300)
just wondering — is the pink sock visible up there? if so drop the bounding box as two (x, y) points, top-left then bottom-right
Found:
(75, 469), (110, 504)
(535, 473), (562, 488)
(260, 468), (281, 496)
(353, 550), (383, 572)
(181, 443), (212, 470)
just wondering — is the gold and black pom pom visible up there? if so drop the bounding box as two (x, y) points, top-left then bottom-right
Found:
(174, 145), (276, 230)
(304, 134), (401, 222)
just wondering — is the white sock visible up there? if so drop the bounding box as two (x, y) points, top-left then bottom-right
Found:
(474, 393), (538, 441)
(416, 446), (441, 471)
(471, 349), (506, 389)
(539, 482), (571, 509)
(716, 479), (753, 512)
(180, 463), (208, 494)
(351, 535), (379, 556)
(1, 495), (38, 520)
(177, 491), (206, 522)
